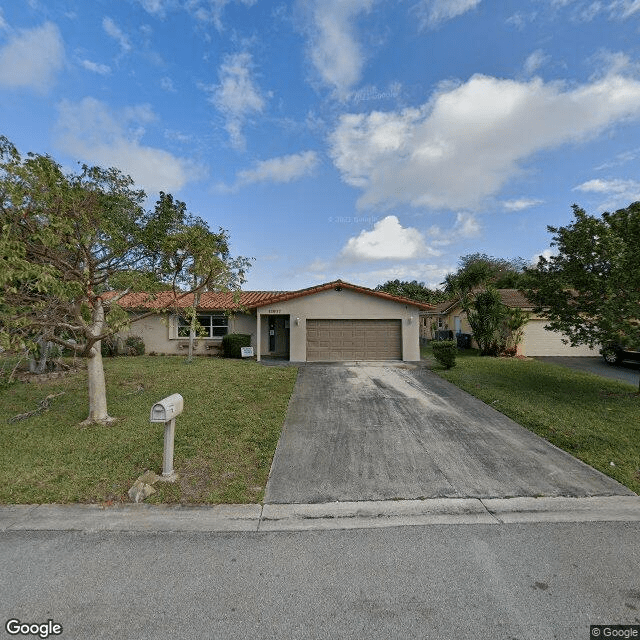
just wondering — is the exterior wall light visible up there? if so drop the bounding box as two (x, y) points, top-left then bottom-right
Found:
(295, 317), (300, 325)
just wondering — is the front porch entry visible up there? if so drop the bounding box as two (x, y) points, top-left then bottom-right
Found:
(266, 314), (290, 359)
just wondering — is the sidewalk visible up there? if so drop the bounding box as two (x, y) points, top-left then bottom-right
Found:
(2, 495), (640, 533)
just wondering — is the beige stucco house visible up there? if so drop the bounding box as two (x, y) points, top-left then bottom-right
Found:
(114, 280), (431, 362)
(421, 289), (599, 357)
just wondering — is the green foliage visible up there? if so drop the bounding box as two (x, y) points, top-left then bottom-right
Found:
(523, 203), (640, 364)
(222, 333), (252, 358)
(0, 135), (251, 420)
(432, 339), (457, 369)
(442, 253), (527, 296)
(125, 336), (145, 356)
(375, 279), (447, 304)
(466, 287), (529, 356)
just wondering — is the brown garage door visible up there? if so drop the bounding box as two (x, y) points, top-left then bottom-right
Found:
(306, 319), (402, 361)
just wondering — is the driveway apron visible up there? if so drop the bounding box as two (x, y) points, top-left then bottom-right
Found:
(264, 364), (633, 504)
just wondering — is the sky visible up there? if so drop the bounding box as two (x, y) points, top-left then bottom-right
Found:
(2, 0), (640, 292)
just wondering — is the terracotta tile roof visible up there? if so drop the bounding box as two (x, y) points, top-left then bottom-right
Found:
(424, 299), (460, 314)
(421, 290), (534, 314)
(252, 280), (434, 310)
(102, 279), (435, 312)
(102, 290), (281, 311)
(498, 289), (534, 308)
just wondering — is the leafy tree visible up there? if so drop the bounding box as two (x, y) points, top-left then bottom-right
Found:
(442, 254), (528, 356)
(442, 253), (527, 297)
(0, 136), (251, 423)
(466, 287), (528, 356)
(523, 203), (640, 388)
(375, 279), (447, 304)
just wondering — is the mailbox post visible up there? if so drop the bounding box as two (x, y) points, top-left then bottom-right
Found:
(150, 393), (184, 481)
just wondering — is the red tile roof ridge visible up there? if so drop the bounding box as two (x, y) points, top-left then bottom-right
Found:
(253, 279), (434, 310)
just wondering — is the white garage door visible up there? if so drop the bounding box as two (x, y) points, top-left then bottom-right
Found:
(306, 319), (402, 361)
(522, 320), (599, 356)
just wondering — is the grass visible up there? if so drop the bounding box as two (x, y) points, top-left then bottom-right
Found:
(422, 343), (640, 495)
(0, 356), (298, 505)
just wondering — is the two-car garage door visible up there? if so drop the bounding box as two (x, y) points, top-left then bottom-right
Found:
(521, 319), (599, 356)
(306, 319), (402, 361)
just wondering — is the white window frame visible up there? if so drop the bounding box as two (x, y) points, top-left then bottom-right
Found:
(176, 314), (228, 339)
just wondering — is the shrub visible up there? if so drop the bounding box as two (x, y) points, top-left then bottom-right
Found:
(432, 339), (457, 369)
(222, 333), (251, 358)
(125, 336), (145, 356)
(101, 336), (118, 358)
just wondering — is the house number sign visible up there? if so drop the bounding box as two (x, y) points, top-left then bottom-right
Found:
(266, 309), (282, 314)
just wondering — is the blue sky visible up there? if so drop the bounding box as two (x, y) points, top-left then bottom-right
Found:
(2, 0), (640, 292)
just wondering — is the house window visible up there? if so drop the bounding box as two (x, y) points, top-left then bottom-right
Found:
(177, 314), (228, 338)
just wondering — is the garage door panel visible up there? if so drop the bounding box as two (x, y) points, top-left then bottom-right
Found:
(306, 319), (401, 361)
(523, 320), (599, 356)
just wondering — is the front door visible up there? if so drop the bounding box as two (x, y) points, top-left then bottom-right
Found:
(268, 315), (290, 357)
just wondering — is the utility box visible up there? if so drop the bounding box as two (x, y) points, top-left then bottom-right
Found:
(150, 393), (184, 423)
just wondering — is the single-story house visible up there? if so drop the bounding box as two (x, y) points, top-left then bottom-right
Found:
(420, 289), (599, 357)
(112, 280), (432, 362)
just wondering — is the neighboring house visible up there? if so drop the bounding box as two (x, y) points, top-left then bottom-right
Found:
(112, 279), (432, 362)
(420, 289), (599, 357)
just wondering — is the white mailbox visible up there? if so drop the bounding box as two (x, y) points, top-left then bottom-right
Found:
(150, 393), (184, 423)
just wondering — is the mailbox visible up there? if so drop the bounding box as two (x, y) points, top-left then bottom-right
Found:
(150, 393), (184, 423)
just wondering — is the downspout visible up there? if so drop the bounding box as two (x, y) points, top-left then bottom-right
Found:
(256, 308), (261, 362)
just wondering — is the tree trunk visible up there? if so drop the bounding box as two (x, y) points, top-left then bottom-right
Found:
(29, 336), (50, 374)
(84, 341), (114, 424)
(82, 299), (115, 424)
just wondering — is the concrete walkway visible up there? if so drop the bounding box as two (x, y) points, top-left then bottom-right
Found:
(264, 363), (633, 504)
(2, 496), (640, 532)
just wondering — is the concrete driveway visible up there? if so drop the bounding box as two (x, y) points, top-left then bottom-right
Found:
(264, 364), (633, 504)
(535, 356), (640, 387)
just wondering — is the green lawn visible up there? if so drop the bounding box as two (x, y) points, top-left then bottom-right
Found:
(0, 356), (298, 504)
(422, 344), (640, 495)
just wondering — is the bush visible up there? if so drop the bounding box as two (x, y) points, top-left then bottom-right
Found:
(125, 336), (145, 356)
(101, 336), (118, 358)
(222, 333), (251, 359)
(432, 339), (457, 369)
(100, 335), (145, 357)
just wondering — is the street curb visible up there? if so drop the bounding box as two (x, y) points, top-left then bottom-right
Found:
(1, 496), (639, 533)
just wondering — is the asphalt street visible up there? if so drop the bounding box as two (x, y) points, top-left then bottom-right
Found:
(264, 364), (632, 503)
(2, 522), (639, 640)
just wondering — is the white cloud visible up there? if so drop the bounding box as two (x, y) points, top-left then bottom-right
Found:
(573, 177), (640, 209)
(187, 0), (258, 31)
(502, 198), (543, 211)
(0, 22), (64, 92)
(103, 17), (132, 54)
(136, 0), (175, 18)
(205, 51), (267, 150)
(523, 49), (549, 76)
(80, 59), (111, 75)
(221, 151), (319, 191)
(530, 248), (557, 266)
(340, 215), (434, 261)
(610, 0), (640, 18)
(55, 97), (203, 194)
(415, 0), (481, 28)
(160, 76), (175, 92)
(303, 0), (375, 98)
(454, 212), (481, 237)
(329, 71), (640, 212)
